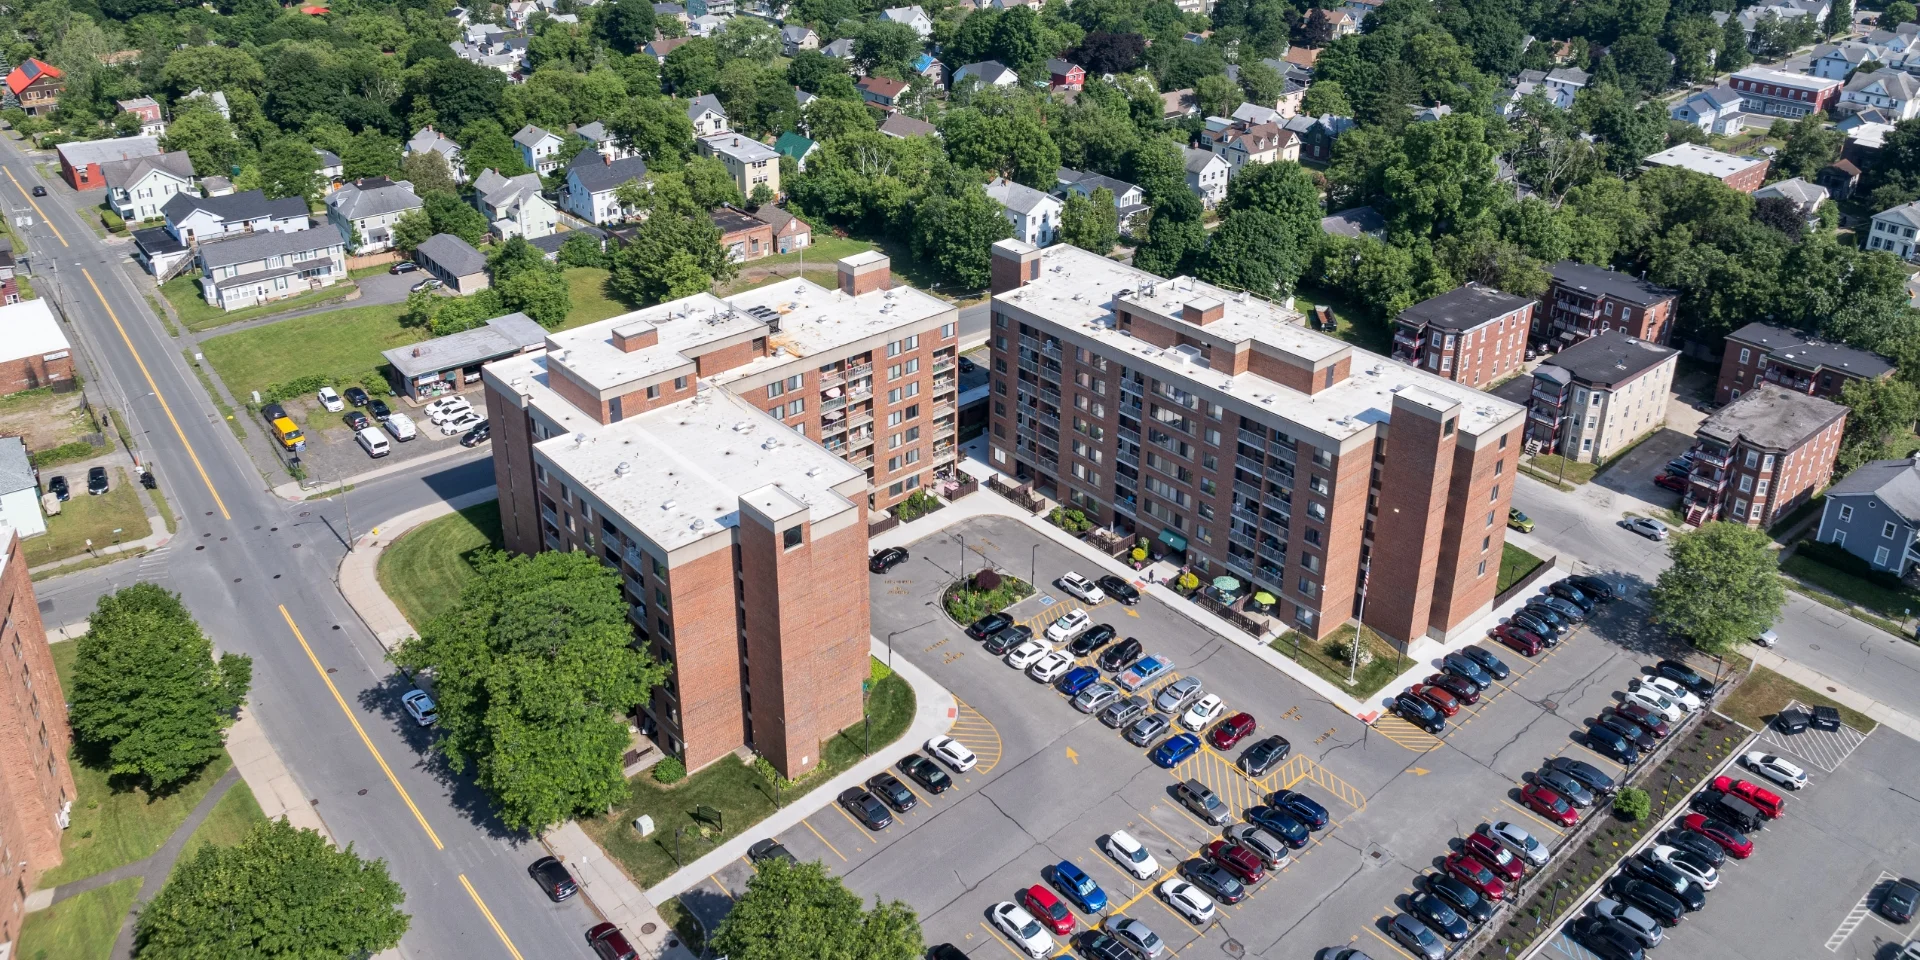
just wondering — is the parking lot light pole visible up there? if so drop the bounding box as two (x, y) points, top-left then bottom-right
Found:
(1030, 544), (1039, 587)
(957, 534), (966, 584)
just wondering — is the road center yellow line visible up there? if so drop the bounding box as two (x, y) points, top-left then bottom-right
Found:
(81, 267), (230, 519)
(1, 166), (68, 246)
(278, 604), (442, 849)
(459, 873), (527, 960)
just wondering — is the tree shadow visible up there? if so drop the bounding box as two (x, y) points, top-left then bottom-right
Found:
(677, 886), (735, 944)
(354, 672), (532, 844)
(69, 734), (219, 802)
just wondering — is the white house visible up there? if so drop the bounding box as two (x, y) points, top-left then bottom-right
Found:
(688, 13), (728, 35)
(473, 168), (557, 239)
(161, 189), (310, 244)
(101, 151), (194, 222)
(561, 151), (651, 224)
(1055, 168), (1148, 235)
(573, 121), (635, 161)
(1842, 70), (1920, 120)
(985, 177), (1061, 247)
(195, 224), (348, 311)
(326, 177), (423, 253)
(781, 24), (818, 54)
(880, 5), (933, 37)
(406, 126), (466, 183)
(1184, 147), (1228, 209)
(1808, 41), (1885, 80)
(1670, 85), (1747, 135)
(513, 124), (566, 175)
(1869, 200), (1920, 260)
(1752, 177), (1829, 223)
(687, 94), (729, 136)
(954, 60), (1020, 88)
(0, 437), (44, 539)
(182, 88), (230, 120)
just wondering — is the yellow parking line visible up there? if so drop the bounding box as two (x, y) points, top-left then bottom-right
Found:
(1365, 925), (1422, 960)
(707, 874), (735, 899)
(1498, 797), (1568, 835)
(1568, 741), (1626, 771)
(459, 874), (526, 960)
(1137, 809), (1196, 853)
(801, 818), (846, 862)
(978, 922), (1031, 960)
(1162, 794), (1215, 835)
(0, 166), (67, 246)
(1088, 845), (1148, 893)
(830, 798), (878, 836)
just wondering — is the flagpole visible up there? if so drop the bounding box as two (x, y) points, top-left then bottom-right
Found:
(1351, 561), (1369, 685)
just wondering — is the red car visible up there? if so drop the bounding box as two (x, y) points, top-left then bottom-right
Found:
(1463, 831), (1526, 882)
(1020, 884), (1075, 935)
(1653, 473), (1688, 493)
(587, 922), (638, 960)
(1681, 814), (1753, 859)
(1491, 624), (1544, 656)
(1444, 851), (1507, 901)
(1612, 703), (1670, 738)
(1520, 783), (1580, 827)
(1424, 673), (1481, 705)
(1205, 839), (1267, 884)
(1410, 684), (1460, 717)
(1209, 712), (1257, 749)
(1711, 775), (1784, 818)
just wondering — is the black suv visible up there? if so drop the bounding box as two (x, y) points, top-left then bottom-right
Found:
(868, 547), (908, 573)
(1567, 575), (1619, 602)
(1655, 659), (1716, 698)
(1098, 636), (1143, 672)
(1068, 624), (1117, 656)
(86, 466), (109, 495)
(1394, 692), (1445, 733)
(984, 625), (1031, 655)
(528, 856), (579, 901)
(1097, 575), (1140, 605)
(967, 613), (1012, 640)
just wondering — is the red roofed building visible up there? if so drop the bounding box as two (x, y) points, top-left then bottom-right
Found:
(5, 59), (63, 117)
(856, 76), (910, 113)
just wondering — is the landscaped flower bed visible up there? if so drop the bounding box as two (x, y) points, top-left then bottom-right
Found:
(942, 568), (1035, 623)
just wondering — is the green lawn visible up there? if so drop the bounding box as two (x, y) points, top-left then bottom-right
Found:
(1718, 664), (1876, 733)
(1269, 625), (1403, 700)
(1523, 453), (1599, 485)
(1779, 550), (1920, 620)
(376, 500), (503, 629)
(160, 275), (362, 333)
(175, 779), (267, 865)
(42, 641), (237, 888)
(1499, 542), (1546, 594)
(15, 876), (141, 960)
(562, 267), (637, 328)
(24, 470), (148, 568)
(198, 302), (419, 400)
(744, 236), (875, 271)
(1294, 282), (1391, 354)
(715, 267), (839, 297)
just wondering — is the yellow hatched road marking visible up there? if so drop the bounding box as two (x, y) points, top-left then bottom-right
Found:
(459, 874), (526, 960)
(1277, 755), (1369, 813)
(949, 698), (1004, 773)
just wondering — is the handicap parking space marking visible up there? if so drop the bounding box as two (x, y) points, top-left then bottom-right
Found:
(1758, 699), (1871, 774)
(1544, 931), (1602, 960)
(1827, 872), (1897, 951)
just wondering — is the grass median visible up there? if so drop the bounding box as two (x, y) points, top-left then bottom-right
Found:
(198, 302), (419, 401)
(1716, 663), (1876, 733)
(1499, 542), (1545, 594)
(1269, 623), (1403, 701)
(375, 500), (503, 630)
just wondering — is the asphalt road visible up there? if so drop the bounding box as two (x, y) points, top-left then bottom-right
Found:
(0, 140), (597, 958)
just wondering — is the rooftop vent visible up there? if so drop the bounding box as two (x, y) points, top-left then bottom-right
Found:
(761, 436), (781, 450)
(733, 421), (755, 433)
(615, 461), (631, 476)
(691, 518), (705, 530)
(573, 431), (588, 445)
(660, 499), (676, 510)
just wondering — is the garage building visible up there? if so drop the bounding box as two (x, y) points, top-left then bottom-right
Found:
(382, 311), (547, 400)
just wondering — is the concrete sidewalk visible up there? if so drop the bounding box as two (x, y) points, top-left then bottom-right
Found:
(544, 823), (697, 960)
(333, 486), (497, 651)
(1748, 646), (1920, 741)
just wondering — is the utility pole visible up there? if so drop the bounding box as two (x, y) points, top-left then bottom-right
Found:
(1350, 561), (1370, 685)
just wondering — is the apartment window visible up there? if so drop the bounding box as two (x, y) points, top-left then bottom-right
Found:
(889, 387), (902, 403)
(783, 525), (803, 549)
(1310, 476), (1330, 495)
(1477, 559), (1488, 577)
(1839, 504), (1854, 522)
(769, 405), (784, 419)
(941, 322), (956, 338)
(1494, 459), (1504, 476)
(767, 380), (786, 399)
(674, 376), (688, 390)
(787, 398), (805, 417)
(1739, 475), (1753, 493)
(1756, 479), (1768, 495)
(1734, 499), (1748, 519)
(1297, 578), (1318, 598)
(1745, 450), (1759, 468)
(1762, 454), (1774, 470)
(1876, 545), (1893, 567)
(888, 455), (902, 471)
(1489, 484), (1500, 502)
(1487, 510), (1496, 527)
(646, 385), (660, 399)
(1885, 520), (1900, 539)
(1499, 434), (1508, 449)
(1739, 348), (1750, 365)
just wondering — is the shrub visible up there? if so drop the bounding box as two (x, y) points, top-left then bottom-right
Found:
(1613, 787), (1651, 822)
(895, 489), (942, 522)
(260, 373), (331, 404)
(652, 756), (686, 784)
(1796, 538), (1909, 589)
(1048, 507), (1092, 533)
(1175, 571), (1199, 592)
(1130, 547), (1147, 563)
(101, 208), (125, 233)
(973, 568), (1002, 592)
(29, 439), (100, 468)
(1323, 637), (1373, 668)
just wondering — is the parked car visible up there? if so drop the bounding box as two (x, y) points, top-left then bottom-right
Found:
(1058, 572), (1107, 604)
(317, 386), (344, 411)
(1491, 625), (1544, 656)
(1649, 844), (1719, 890)
(410, 277), (443, 293)
(401, 689), (438, 726)
(44, 475), (68, 501)
(1410, 684), (1460, 717)
(1655, 659), (1716, 697)
(86, 465), (109, 495)
(1224, 824), (1291, 869)
(1245, 805), (1309, 848)
(1203, 839), (1265, 884)
(1072, 681), (1120, 714)
(460, 421), (491, 446)
(1621, 855), (1705, 911)
(586, 921), (638, 960)
(440, 410), (485, 436)
(1882, 879), (1920, 924)
(389, 260), (419, 274)
(1520, 783), (1579, 827)
(925, 736), (977, 772)
(1150, 733), (1201, 767)
(1463, 831), (1525, 882)
(1180, 694), (1225, 731)
(1175, 779), (1230, 826)
(1459, 646), (1510, 680)
(1102, 917), (1163, 959)
(1268, 789), (1328, 829)
(1543, 757), (1616, 795)
(1483, 821), (1549, 867)
(1409, 892), (1468, 941)
(1020, 885), (1075, 936)
(1589, 896), (1664, 948)
(865, 772), (916, 812)
(838, 787), (892, 830)
(1569, 916), (1647, 960)
(1652, 473), (1687, 493)
(260, 402), (288, 423)
(1428, 874), (1493, 925)
(1124, 713), (1172, 747)
(1609, 879), (1685, 928)
(967, 613), (1013, 640)
(368, 398), (392, 421)
(1679, 814), (1752, 858)
(1156, 879), (1216, 924)
(1622, 688), (1684, 724)
(1179, 860), (1246, 904)
(1442, 653), (1493, 690)
(1593, 714), (1656, 752)
(1583, 723), (1641, 765)
(1390, 914), (1445, 960)
(1207, 712), (1256, 749)
(1049, 860), (1109, 913)
(1710, 775), (1784, 819)
(1239, 735), (1291, 776)
(1393, 692), (1445, 733)
(990, 901), (1054, 958)
(898, 754), (951, 793)
(1567, 576), (1618, 602)
(746, 838), (797, 865)
(1535, 768), (1595, 807)
(1620, 516), (1669, 540)
(1638, 676), (1703, 712)
(1664, 458), (1693, 477)
(1099, 695), (1148, 729)
(1661, 828), (1727, 868)
(1068, 624), (1118, 657)
(1537, 596), (1587, 622)
(1005, 641), (1048, 670)
(1548, 580), (1596, 611)
(1096, 575), (1139, 605)
(344, 386), (370, 406)
(1099, 637), (1144, 672)
(1075, 931), (1139, 960)
(1045, 609), (1093, 645)
(1424, 673), (1480, 705)
(1611, 702), (1670, 738)
(1155, 676), (1204, 714)
(985, 625), (1032, 655)
(869, 547), (908, 573)
(343, 410), (372, 432)
(1025, 651), (1074, 683)
(1103, 830), (1160, 880)
(1507, 508), (1534, 533)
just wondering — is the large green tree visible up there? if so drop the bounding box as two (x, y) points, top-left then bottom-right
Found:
(68, 584), (252, 790)
(711, 858), (922, 960)
(909, 182), (1015, 289)
(1650, 522), (1786, 655)
(394, 550), (666, 831)
(1838, 376), (1920, 472)
(1060, 188), (1120, 254)
(609, 173), (737, 304)
(258, 138), (321, 202)
(135, 819), (408, 958)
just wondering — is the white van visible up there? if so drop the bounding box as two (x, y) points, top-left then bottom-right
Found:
(356, 427), (390, 458)
(385, 412), (417, 441)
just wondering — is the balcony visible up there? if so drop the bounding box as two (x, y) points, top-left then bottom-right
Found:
(1233, 480), (1262, 501)
(1239, 427), (1267, 448)
(1688, 469), (1729, 491)
(1528, 407), (1560, 426)
(1037, 453), (1059, 473)
(935, 422), (955, 440)
(1263, 492), (1291, 517)
(819, 369), (845, 388)
(821, 395), (849, 413)
(1116, 448), (1140, 467)
(1229, 527), (1258, 550)
(1265, 463), (1292, 485)
(1236, 454), (1264, 475)
(1041, 342), (1063, 360)
(849, 453), (874, 469)
(933, 376), (956, 394)
(1393, 328), (1424, 348)
(821, 417), (848, 436)
(1692, 446), (1732, 469)
(847, 411), (874, 430)
(933, 355), (956, 373)
(1018, 356), (1040, 376)
(933, 441), (955, 458)
(1531, 387), (1567, 406)
(933, 401), (956, 418)
(850, 431), (874, 448)
(847, 362), (873, 380)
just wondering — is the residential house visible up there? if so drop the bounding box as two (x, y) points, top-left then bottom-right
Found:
(406, 127), (466, 183)
(1868, 200), (1920, 259)
(513, 125), (566, 175)
(116, 97), (165, 137)
(529, 226), (606, 262)
(1714, 321), (1894, 405)
(1524, 330), (1679, 463)
(954, 60), (1020, 88)
(0, 299), (74, 399)
(879, 113), (938, 138)
(0, 242), (18, 304)
(4, 58), (62, 116)
(1184, 148), (1229, 208)
(1814, 456), (1920, 573)
(753, 205), (812, 253)
(857, 76), (910, 113)
(772, 131), (818, 169)
(325, 177), (423, 254)
(1410, 104), (1454, 122)
(697, 132), (781, 199)
(822, 37), (857, 59)
(1841, 69), (1920, 120)
(1642, 143), (1770, 193)
(643, 36), (690, 61)
(1669, 86), (1747, 136)
(1809, 41), (1884, 79)
(1198, 117), (1299, 174)
(1320, 205), (1385, 239)
(687, 94), (729, 136)
(194, 223), (348, 311)
(135, 188), (312, 278)
(560, 151), (651, 224)
(1231, 102), (1279, 125)
(651, 0), (688, 20)
(1866, 20), (1920, 51)
(984, 177), (1062, 246)
(1751, 177), (1829, 224)
(781, 24), (818, 54)
(1391, 283), (1535, 388)
(712, 206), (775, 261)
(1539, 260), (1679, 346)
(314, 149), (343, 193)
(1684, 384), (1846, 527)
(101, 151), (194, 223)
(182, 88), (231, 120)
(1539, 67), (1589, 106)
(913, 53), (945, 89)
(574, 121), (635, 161)
(201, 175), (234, 197)
(0, 438), (46, 538)
(473, 168), (557, 240)
(688, 14), (728, 36)
(1729, 67), (1842, 119)
(414, 233), (491, 294)
(881, 5), (934, 37)
(449, 28), (529, 76)
(1820, 158), (1863, 200)
(1284, 113), (1354, 162)
(56, 136), (161, 191)
(1047, 58), (1086, 90)
(1054, 168), (1148, 236)
(1161, 88), (1200, 120)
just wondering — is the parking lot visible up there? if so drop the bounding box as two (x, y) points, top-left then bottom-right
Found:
(243, 384), (490, 484)
(667, 514), (1720, 959)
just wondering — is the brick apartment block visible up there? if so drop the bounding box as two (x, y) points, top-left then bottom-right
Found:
(483, 253), (957, 774)
(0, 528), (78, 956)
(1524, 331), (1678, 464)
(0, 300), (76, 397)
(1685, 383), (1847, 528)
(1391, 283), (1534, 388)
(985, 240), (1527, 648)
(1714, 321), (1895, 406)
(1537, 261), (1677, 347)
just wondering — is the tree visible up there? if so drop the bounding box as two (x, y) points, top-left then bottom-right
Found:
(259, 138), (322, 202)
(392, 208), (435, 254)
(1300, 80), (1352, 118)
(1613, 787), (1651, 822)
(402, 151), (458, 197)
(68, 584), (252, 790)
(612, 97), (697, 167)
(559, 232), (610, 268)
(418, 57), (508, 134)
(161, 102), (244, 179)
(424, 192), (492, 247)
(805, 98), (878, 141)
(160, 45), (267, 98)
(1838, 376), (1920, 471)
(664, 39), (722, 94)
(711, 858), (922, 960)
(685, 155), (746, 208)
(597, 0), (657, 53)
(909, 182), (1015, 289)
(609, 174), (736, 303)
(343, 131), (402, 180)
(1719, 15), (1754, 72)
(1650, 521), (1786, 656)
(1195, 72), (1241, 119)
(1134, 190), (1207, 277)
(394, 550), (666, 831)
(1775, 113), (1845, 181)
(496, 267), (574, 327)
(1060, 189), (1120, 253)
(1888, 0), (1918, 25)
(134, 819), (408, 958)
(1199, 209), (1306, 294)
(1071, 31), (1147, 74)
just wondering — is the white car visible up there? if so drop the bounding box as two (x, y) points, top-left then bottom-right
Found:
(1753, 629), (1779, 648)
(317, 386), (344, 412)
(428, 397), (474, 424)
(1741, 751), (1809, 790)
(1058, 572), (1107, 605)
(990, 901), (1054, 958)
(1029, 651), (1074, 683)
(1006, 640), (1048, 670)
(424, 395), (467, 418)
(1103, 829), (1160, 880)
(926, 736), (977, 772)
(1640, 676), (1702, 712)
(401, 689), (438, 726)
(1650, 844), (1719, 889)
(439, 410), (484, 436)
(1044, 609), (1092, 645)
(1484, 821), (1549, 868)
(1623, 688), (1684, 723)
(1181, 694), (1225, 731)
(1157, 878), (1216, 924)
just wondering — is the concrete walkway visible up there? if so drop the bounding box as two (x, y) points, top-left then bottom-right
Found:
(272, 442), (487, 502)
(333, 485), (497, 649)
(1748, 646), (1920, 740)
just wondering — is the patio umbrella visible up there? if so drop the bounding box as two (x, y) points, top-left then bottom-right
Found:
(1212, 576), (1241, 593)
(1253, 592), (1277, 606)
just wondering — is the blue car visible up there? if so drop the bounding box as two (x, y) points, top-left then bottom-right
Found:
(1269, 789), (1329, 830)
(1058, 666), (1101, 697)
(1049, 860), (1108, 913)
(1246, 804), (1310, 847)
(1151, 733), (1201, 768)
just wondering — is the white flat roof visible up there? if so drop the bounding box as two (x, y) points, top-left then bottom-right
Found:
(715, 277), (952, 384)
(544, 293), (753, 392)
(0, 299), (71, 362)
(1644, 143), (1761, 179)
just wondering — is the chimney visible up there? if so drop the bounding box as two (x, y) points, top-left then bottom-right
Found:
(603, 152), (611, 165)
(1182, 296), (1224, 326)
(838, 251), (892, 296)
(989, 239), (1042, 295)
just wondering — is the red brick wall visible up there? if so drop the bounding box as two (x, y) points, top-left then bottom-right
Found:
(1716, 337), (1761, 405)
(0, 353), (74, 396)
(485, 381), (544, 556)
(0, 531), (76, 949)
(547, 368), (611, 424)
(1306, 442), (1370, 641)
(1428, 427), (1518, 632)
(1365, 404), (1456, 645)
(693, 339), (763, 379)
(60, 160), (104, 191)
(662, 545), (748, 773)
(1724, 160), (1769, 193)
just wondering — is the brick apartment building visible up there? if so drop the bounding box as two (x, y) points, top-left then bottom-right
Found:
(0, 300), (75, 397)
(482, 253), (957, 773)
(1685, 383), (1847, 528)
(1524, 331), (1678, 463)
(1391, 283), (1535, 388)
(1729, 67), (1842, 119)
(986, 240), (1527, 648)
(1537, 261), (1678, 347)
(1714, 321), (1895, 405)
(0, 528), (78, 955)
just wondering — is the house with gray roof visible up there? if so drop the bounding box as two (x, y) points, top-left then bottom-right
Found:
(687, 94), (729, 136)
(1816, 456), (1920, 573)
(314, 148), (343, 192)
(1525, 330), (1679, 463)
(1320, 204), (1385, 239)
(326, 177), (423, 253)
(574, 121), (635, 161)
(1054, 168), (1147, 236)
(882, 4), (933, 36)
(0, 437), (43, 539)
(383, 312), (548, 399)
(406, 126), (467, 184)
(159, 188), (310, 247)
(561, 151), (651, 224)
(878, 114), (938, 139)
(1869, 199), (1920, 260)
(1184, 147), (1228, 208)
(954, 60), (1019, 88)
(1842, 69), (1920, 121)
(473, 168), (557, 240)
(513, 124), (566, 175)
(984, 177), (1062, 247)
(781, 24), (818, 54)
(1670, 85), (1746, 136)
(697, 132), (780, 200)
(101, 150), (194, 222)
(1752, 177), (1829, 222)
(414, 233), (491, 294)
(821, 37), (856, 59)
(194, 223), (347, 311)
